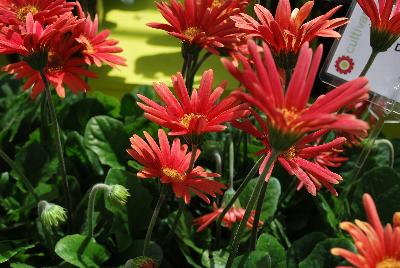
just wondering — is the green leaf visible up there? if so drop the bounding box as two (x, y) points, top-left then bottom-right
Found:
(239, 177), (281, 221)
(299, 238), (355, 268)
(201, 250), (229, 268)
(286, 232), (328, 268)
(232, 251), (271, 268)
(55, 234), (110, 268)
(10, 263), (35, 268)
(256, 233), (286, 268)
(0, 242), (35, 264)
(351, 167), (400, 223)
(91, 92), (121, 118)
(84, 115), (130, 169)
(315, 194), (338, 230)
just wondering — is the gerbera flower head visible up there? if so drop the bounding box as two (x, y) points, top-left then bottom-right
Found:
(223, 40), (369, 151)
(193, 188), (261, 232)
(137, 69), (248, 142)
(331, 193), (400, 267)
(234, 113), (347, 196)
(2, 32), (97, 98)
(73, 2), (126, 67)
(0, 12), (77, 69)
(232, 0), (347, 69)
(127, 129), (226, 204)
(0, 0), (75, 26)
(147, 0), (247, 54)
(358, 0), (400, 52)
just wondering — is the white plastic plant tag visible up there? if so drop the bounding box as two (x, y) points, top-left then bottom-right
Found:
(320, 1), (400, 106)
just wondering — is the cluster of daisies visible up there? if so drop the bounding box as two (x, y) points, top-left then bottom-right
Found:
(0, 0), (126, 98)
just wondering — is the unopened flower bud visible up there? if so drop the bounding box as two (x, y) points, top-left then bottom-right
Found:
(107, 184), (130, 205)
(38, 200), (67, 228)
(124, 256), (157, 268)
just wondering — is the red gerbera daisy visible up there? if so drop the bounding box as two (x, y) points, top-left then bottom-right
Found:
(0, 0), (75, 26)
(3, 33), (97, 98)
(232, 0), (347, 68)
(358, 0), (400, 52)
(193, 202), (259, 232)
(127, 129), (226, 204)
(331, 193), (400, 267)
(137, 69), (248, 137)
(234, 111), (347, 196)
(0, 12), (77, 58)
(73, 3), (126, 67)
(223, 40), (369, 151)
(147, 0), (247, 54)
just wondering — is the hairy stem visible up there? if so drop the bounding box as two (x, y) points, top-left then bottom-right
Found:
(249, 179), (269, 250)
(360, 49), (379, 77)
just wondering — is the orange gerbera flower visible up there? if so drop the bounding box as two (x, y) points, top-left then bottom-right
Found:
(358, 0), (400, 52)
(137, 69), (248, 138)
(331, 193), (400, 268)
(127, 129), (226, 204)
(223, 40), (369, 151)
(147, 0), (247, 54)
(233, 0), (347, 68)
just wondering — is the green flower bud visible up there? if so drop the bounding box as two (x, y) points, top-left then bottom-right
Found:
(107, 184), (130, 205)
(38, 200), (67, 228)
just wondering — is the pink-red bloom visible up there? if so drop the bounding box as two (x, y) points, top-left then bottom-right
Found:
(331, 193), (400, 267)
(0, 0), (75, 26)
(234, 112), (347, 196)
(127, 129), (226, 204)
(232, 0), (347, 67)
(74, 3), (126, 67)
(358, 0), (400, 52)
(193, 202), (260, 232)
(147, 0), (247, 54)
(137, 69), (248, 137)
(223, 40), (369, 151)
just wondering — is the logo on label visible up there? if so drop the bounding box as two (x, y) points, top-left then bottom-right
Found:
(335, 56), (354, 75)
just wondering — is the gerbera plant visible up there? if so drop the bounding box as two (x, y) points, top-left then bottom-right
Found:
(2, 0), (399, 267)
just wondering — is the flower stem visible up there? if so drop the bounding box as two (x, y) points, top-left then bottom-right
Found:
(229, 140), (234, 190)
(162, 199), (185, 246)
(87, 183), (110, 238)
(215, 156), (265, 249)
(188, 143), (198, 172)
(143, 184), (167, 256)
(213, 151), (222, 175)
(39, 71), (73, 227)
(249, 180), (269, 250)
(360, 49), (379, 77)
(226, 150), (279, 268)
(0, 149), (39, 202)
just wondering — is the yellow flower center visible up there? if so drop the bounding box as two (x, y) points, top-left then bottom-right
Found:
(162, 167), (185, 182)
(376, 258), (400, 268)
(183, 27), (201, 42)
(283, 146), (296, 159)
(179, 113), (206, 129)
(78, 35), (95, 54)
(280, 107), (299, 125)
(211, 0), (224, 8)
(16, 5), (39, 21)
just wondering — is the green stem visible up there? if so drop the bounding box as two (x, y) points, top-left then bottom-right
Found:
(37, 201), (55, 252)
(143, 184), (167, 256)
(215, 156), (265, 249)
(249, 180), (269, 250)
(360, 50), (379, 77)
(162, 199), (185, 246)
(0, 149), (39, 202)
(188, 143), (198, 172)
(87, 183), (110, 238)
(39, 71), (73, 226)
(213, 151), (222, 175)
(226, 150), (280, 268)
(229, 140), (234, 190)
